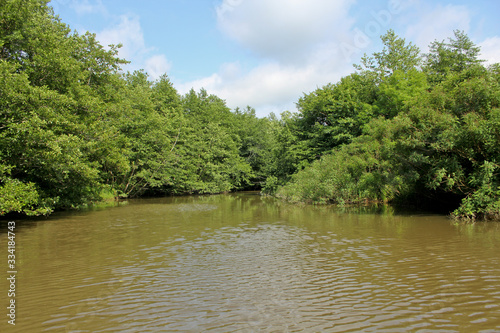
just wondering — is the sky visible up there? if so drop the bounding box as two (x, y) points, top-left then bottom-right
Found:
(50, 0), (500, 118)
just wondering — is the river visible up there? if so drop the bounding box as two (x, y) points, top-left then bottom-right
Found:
(1, 192), (500, 332)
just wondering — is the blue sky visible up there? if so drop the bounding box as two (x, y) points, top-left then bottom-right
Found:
(50, 0), (500, 117)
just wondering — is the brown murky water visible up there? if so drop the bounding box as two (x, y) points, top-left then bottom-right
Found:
(1, 192), (500, 332)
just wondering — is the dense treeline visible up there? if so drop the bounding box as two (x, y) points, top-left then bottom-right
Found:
(273, 31), (500, 221)
(0, 0), (273, 215)
(1, 0), (499, 221)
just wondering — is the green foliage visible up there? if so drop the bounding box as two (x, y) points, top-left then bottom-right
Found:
(2, 3), (499, 222)
(452, 161), (500, 221)
(173, 89), (253, 194)
(274, 30), (500, 221)
(262, 176), (279, 195)
(295, 73), (378, 155)
(356, 29), (421, 78)
(0, 60), (103, 211)
(425, 30), (484, 83)
(376, 69), (428, 117)
(0, 0), (254, 216)
(233, 106), (275, 188)
(263, 111), (311, 183)
(276, 122), (413, 205)
(0, 164), (51, 215)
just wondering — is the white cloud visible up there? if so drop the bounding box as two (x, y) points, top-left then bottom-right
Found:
(178, 55), (352, 118)
(55, 0), (499, 119)
(405, 4), (471, 51)
(96, 15), (150, 60)
(479, 37), (500, 65)
(219, 62), (242, 80)
(185, 1), (475, 118)
(69, 0), (106, 16)
(95, 15), (171, 80)
(216, 0), (355, 63)
(144, 55), (172, 81)
(177, 0), (360, 117)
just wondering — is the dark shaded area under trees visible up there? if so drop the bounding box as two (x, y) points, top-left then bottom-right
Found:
(1, 0), (499, 221)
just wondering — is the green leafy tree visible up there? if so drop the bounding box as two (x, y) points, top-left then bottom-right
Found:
(178, 89), (253, 193)
(425, 30), (484, 83)
(0, 0), (128, 214)
(356, 29), (421, 78)
(274, 30), (500, 221)
(111, 71), (178, 197)
(295, 72), (378, 156)
(233, 106), (274, 188)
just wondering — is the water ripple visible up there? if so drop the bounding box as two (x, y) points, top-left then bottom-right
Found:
(4, 195), (500, 332)
(81, 223), (500, 332)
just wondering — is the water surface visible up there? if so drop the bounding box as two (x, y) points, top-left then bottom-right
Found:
(1, 192), (500, 332)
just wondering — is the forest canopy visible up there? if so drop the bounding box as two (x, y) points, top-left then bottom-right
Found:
(1, 0), (499, 221)
(275, 30), (500, 221)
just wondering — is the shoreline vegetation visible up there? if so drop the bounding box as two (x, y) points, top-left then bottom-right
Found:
(1, 0), (499, 221)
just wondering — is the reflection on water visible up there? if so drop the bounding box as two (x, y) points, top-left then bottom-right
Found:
(1, 192), (500, 332)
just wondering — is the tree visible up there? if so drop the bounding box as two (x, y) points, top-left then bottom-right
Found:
(356, 29), (421, 79)
(0, 0), (128, 214)
(178, 89), (253, 193)
(274, 30), (500, 220)
(296, 73), (378, 156)
(425, 30), (484, 83)
(233, 106), (274, 188)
